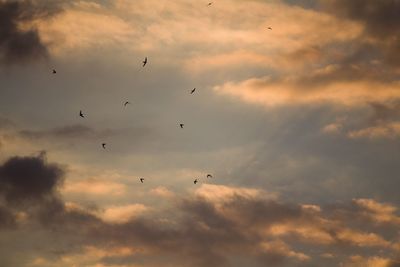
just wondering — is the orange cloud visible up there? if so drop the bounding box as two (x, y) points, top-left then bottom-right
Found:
(342, 255), (398, 267)
(354, 198), (400, 225)
(98, 204), (148, 224)
(63, 178), (126, 196)
(348, 122), (400, 139)
(214, 77), (400, 107)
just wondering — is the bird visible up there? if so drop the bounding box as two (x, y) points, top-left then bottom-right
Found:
(102, 143), (106, 149)
(180, 123), (184, 129)
(79, 110), (85, 118)
(142, 57), (147, 67)
(267, 27), (272, 30)
(207, 2), (213, 6)
(194, 179), (198, 184)
(140, 178), (145, 183)
(52, 69), (57, 74)
(190, 88), (196, 94)
(124, 101), (131, 107)
(207, 174), (213, 178)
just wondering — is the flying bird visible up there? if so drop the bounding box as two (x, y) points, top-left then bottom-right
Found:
(52, 69), (57, 74)
(124, 101), (131, 106)
(194, 179), (198, 184)
(102, 143), (106, 149)
(142, 57), (147, 67)
(207, 174), (213, 178)
(207, 2), (213, 6)
(140, 178), (145, 183)
(180, 123), (184, 129)
(190, 88), (196, 94)
(267, 27), (272, 30)
(79, 110), (85, 118)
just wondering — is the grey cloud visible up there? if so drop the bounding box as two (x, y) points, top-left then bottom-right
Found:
(272, 0), (400, 90)
(69, 196), (310, 267)
(322, 0), (400, 67)
(0, 0), (63, 64)
(0, 158), (398, 267)
(364, 101), (400, 128)
(19, 124), (102, 140)
(323, 0), (400, 39)
(0, 152), (64, 203)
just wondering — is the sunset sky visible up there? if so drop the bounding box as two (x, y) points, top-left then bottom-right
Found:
(0, 0), (400, 266)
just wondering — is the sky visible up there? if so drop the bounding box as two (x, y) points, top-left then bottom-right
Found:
(0, 0), (400, 266)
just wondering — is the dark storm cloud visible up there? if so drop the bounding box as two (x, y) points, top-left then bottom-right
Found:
(0, 152), (64, 203)
(0, 0), (63, 64)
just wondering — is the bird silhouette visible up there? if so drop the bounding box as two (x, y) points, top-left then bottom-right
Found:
(190, 88), (196, 94)
(52, 69), (57, 74)
(180, 123), (184, 129)
(102, 143), (106, 149)
(79, 110), (85, 118)
(124, 101), (131, 106)
(142, 57), (147, 67)
(267, 27), (272, 30)
(207, 2), (213, 6)
(194, 179), (198, 184)
(207, 174), (213, 178)
(140, 178), (145, 183)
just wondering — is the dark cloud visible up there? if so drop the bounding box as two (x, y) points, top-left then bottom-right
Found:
(0, 0), (63, 64)
(0, 165), (398, 267)
(322, 0), (400, 67)
(0, 152), (64, 203)
(68, 195), (310, 267)
(49, 191), (398, 267)
(323, 0), (400, 39)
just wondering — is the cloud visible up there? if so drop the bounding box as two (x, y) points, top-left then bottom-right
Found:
(194, 183), (275, 203)
(63, 178), (126, 196)
(98, 204), (148, 224)
(353, 198), (400, 225)
(347, 122), (400, 139)
(323, 0), (400, 39)
(1, 168), (400, 267)
(150, 186), (174, 198)
(214, 76), (400, 107)
(37, 3), (134, 56)
(201, 0), (399, 113)
(0, 152), (64, 203)
(342, 255), (400, 267)
(0, 0), (62, 64)
(19, 124), (98, 140)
